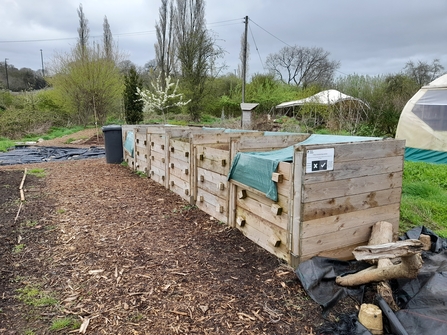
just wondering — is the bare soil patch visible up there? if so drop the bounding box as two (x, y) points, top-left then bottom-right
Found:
(0, 132), (357, 334)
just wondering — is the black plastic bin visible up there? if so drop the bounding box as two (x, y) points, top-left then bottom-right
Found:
(102, 125), (123, 164)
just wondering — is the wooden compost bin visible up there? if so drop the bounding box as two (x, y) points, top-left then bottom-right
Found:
(192, 132), (259, 224)
(192, 132), (308, 224)
(228, 137), (405, 267)
(133, 125), (226, 201)
(228, 134), (309, 261)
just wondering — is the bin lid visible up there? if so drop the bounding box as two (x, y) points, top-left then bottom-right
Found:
(102, 125), (122, 132)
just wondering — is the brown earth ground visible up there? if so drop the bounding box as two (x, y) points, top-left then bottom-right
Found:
(0, 129), (358, 334)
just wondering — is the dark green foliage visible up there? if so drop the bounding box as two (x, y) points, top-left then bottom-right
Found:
(124, 66), (144, 124)
(0, 63), (47, 92)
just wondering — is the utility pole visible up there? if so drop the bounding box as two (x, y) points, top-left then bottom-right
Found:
(40, 49), (45, 77)
(4, 58), (9, 90)
(241, 15), (248, 103)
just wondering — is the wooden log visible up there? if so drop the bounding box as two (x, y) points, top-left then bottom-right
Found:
(336, 252), (422, 287)
(336, 239), (423, 285)
(336, 221), (423, 311)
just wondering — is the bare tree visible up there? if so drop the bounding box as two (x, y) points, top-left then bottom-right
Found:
(265, 45), (340, 88)
(174, 0), (223, 120)
(404, 59), (445, 87)
(155, 0), (177, 90)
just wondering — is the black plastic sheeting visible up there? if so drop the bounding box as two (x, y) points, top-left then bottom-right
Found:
(0, 146), (105, 165)
(296, 227), (447, 335)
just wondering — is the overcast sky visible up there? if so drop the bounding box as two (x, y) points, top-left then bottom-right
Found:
(1, 0), (447, 80)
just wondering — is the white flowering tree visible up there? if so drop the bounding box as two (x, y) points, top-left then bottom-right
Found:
(137, 74), (190, 122)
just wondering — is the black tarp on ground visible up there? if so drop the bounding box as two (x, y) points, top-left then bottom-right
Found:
(0, 146), (105, 165)
(296, 227), (447, 335)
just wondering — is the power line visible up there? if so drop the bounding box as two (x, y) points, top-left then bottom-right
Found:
(248, 23), (264, 71)
(0, 30), (156, 44)
(248, 18), (292, 48)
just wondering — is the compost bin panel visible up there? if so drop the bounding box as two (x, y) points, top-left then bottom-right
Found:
(296, 139), (405, 264)
(235, 206), (289, 262)
(134, 130), (149, 173)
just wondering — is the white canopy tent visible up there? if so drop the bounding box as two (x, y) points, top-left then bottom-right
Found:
(275, 89), (368, 133)
(276, 89), (368, 109)
(396, 74), (447, 163)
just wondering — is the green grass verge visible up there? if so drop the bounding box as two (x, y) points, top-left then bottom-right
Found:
(0, 126), (92, 152)
(0, 137), (15, 152)
(401, 161), (447, 237)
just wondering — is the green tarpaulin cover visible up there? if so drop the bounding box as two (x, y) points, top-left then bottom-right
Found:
(405, 147), (447, 164)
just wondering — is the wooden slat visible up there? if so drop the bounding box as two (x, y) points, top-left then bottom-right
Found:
(277, 162), (292, 180)
(169, 174), (191, 202)
(303, 156), (404, 184)
(302, 172), (403, 203)
(192, 133), (231, 145)
(196, 167), (228, 198)
(302, 188), (402, 221)
(238, 187), (289, 212)
(170, 138), (190, 154)
(196, 146), (230, 176)
(299, 242), (367, 263)
(300, 218), (399, 259)
(169, 157), (190, 183)
(300, 203), (400, 239)
(299, 139), (405, 163)
(236, 194), (289, 231)
(196, 189), (228, 223)
(237, 134), (309, 151)
(236, 207), (289, 262)
(291, 150), (304, 264)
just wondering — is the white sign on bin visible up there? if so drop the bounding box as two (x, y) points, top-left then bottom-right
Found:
(306, 148), (334, 173)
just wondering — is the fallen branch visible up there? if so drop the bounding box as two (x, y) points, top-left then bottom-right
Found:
(336, 240), (423, 287)
(19, 168), (27, 201)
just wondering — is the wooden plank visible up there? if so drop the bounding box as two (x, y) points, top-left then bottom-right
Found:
(236, 207), (289, 262)
(299, 242), (367, 263)
(238, 187), (289, 213)
(170, 138), (190, 154)
(196, 145), (230, 169)
(169, 174), (191, 201)
(169, 157), (190, 183)
(192, 132), (231, 145)
(300, 203), (400, 239)
(291, 150), (304, 265)
(196, 167), (228, 198)
(298, 139), (405, 163)
(236, 194), (289, 231)
(276, 178), (292, 198)
(236, 134), (309, 151)
(191, 131), (262, 145)
(302, 172), (403, 203)
(149, 165), (165, 185)
(169, 156), (189, 171)
(277, 162), (292, 180)
(303, 156), (404, 184)
(300, 219), (400, 260)
(303, 188), (402, 221)
(196, 189), (228, 223)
